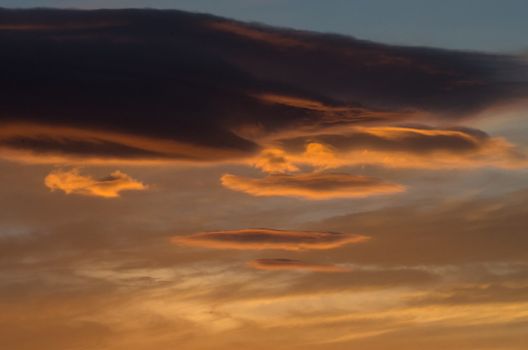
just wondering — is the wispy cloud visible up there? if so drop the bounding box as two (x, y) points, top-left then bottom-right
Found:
(248, 258), (349, 272)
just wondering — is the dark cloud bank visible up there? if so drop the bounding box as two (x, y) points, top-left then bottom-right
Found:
(1, 8), (527, 162)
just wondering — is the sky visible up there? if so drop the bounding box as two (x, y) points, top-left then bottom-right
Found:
(1, 3), (528, 350)
(2, 0), (528, 52)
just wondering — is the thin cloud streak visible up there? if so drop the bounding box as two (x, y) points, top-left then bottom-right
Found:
(249, 258), (349, 272)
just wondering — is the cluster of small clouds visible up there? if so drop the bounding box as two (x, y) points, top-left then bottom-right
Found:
(0, 8), (526, 203)
(221, 124), (526, 200)
(1, 7), (526, 274)
(1, 8), (528, 350)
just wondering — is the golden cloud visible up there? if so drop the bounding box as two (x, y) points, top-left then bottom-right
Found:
(0, 123), (251, 165)
(252, 148), (300, 173)
(248, 258), (349, 272)
(44, 168), (147, 198)
(172, 228), (369, 251)
(254, 125), (528, 171)
(221, 172), (404, 200)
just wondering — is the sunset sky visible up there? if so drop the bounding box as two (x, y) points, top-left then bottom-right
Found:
(1, 2), (528, 349)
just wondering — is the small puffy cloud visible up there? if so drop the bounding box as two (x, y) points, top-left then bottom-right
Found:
(252, 148), (299, 173)
(44, 168), (147, 198)
(221, 173), (404, 200)
(248, 258), (349, 272)
(172, 228), (369, 251)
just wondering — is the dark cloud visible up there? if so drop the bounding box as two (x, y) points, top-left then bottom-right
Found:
(0, 8), (527, 162)
(221, 172), (404, 199)
(172, 228), (369, 251)
(205, 17), (528, 115)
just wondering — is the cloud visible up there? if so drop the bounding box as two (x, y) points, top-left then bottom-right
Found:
(252, 125), (527, 171)
(252, 148), (299, 173)
(0, 123), (252, 164)
(221, 172), (405, 199)
(44, 168), (147, 198)
(0, 8), (527, 164)
(248, 258), (348, 272)
(172, 228), (369, 251)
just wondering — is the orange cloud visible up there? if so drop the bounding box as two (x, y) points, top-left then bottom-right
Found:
(172, 228), (369, 251)
(253, 148), (299, 173)
(0, 123), (252, 165)
(221, 172), (404, 200)
(248, 258), (349, 272)
(259, 125), (528, 171)
(44, 168), (147, 198)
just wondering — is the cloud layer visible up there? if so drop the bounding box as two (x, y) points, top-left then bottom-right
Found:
(44, 168), (147, 198)
(221, 172), (404, 199)
(0, 8), (527, 164)
(0, 123), (252, 164)
(172, 228), (369, 251)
